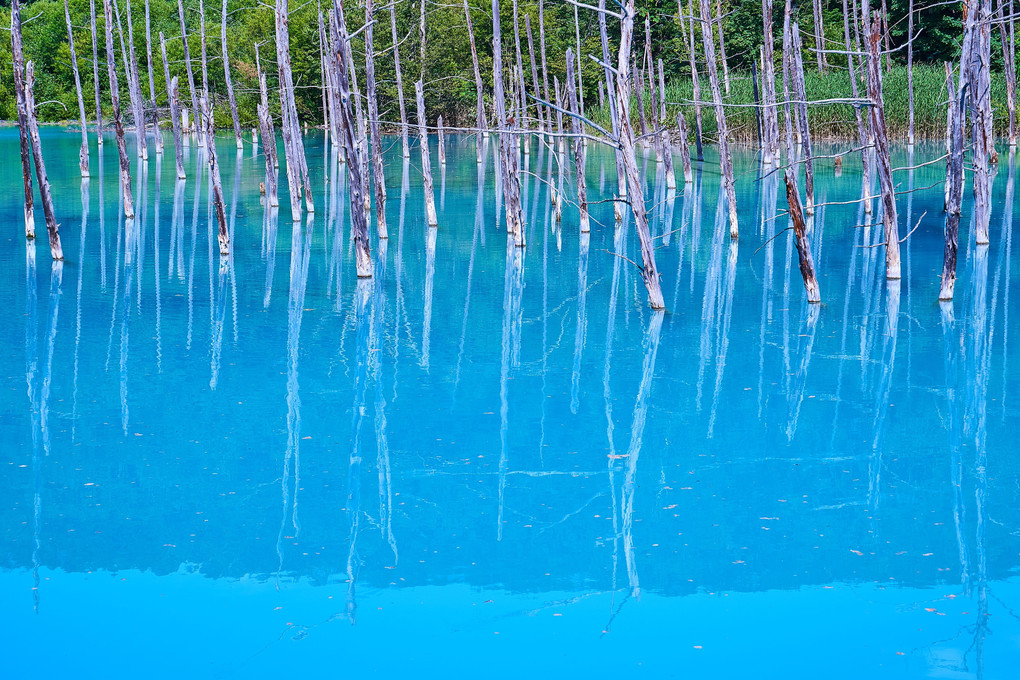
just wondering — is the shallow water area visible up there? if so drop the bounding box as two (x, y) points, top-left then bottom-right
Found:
(2, 128), (1020, 678)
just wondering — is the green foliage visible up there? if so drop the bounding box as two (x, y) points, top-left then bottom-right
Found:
(0, 0), (1013, 137)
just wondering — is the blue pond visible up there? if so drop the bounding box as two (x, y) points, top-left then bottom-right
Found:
(2, 128), (1020, 678)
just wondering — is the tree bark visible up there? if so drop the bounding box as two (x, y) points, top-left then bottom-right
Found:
(907, 0), (915, 144)
(566, 48), (589, 233)
(615, 0), (664, 309)
(333, 11), (372, 276)
(415, 80), (439, 227)
(201, 93), (230, 255)
(783, 171), (821, 302)
(64, 0), (91, 177)
(90, 0), (103, 141)
(676, 111), (693, 182)
(389, 1), (411, 157)
(812, 0), (826, 71)
(438, 115), (446, 165)
(12, 0), (35, 239)
(114, 0), (147, 159)
(363, 0), (388, 238)
(160, 34), (187, 178)
(790, 16), (815, 213)
(761, 1), (780, 163)
(143, 0), (163, 153)
(177, 0), (202, 142)
(539, 0), (552, 133)
(940, 63), (964, 300)
(681, 0), (705, 160)
(24, 62), (65, 259)
(864, 6), (900, 278)
(492, 0), (524, 245)
(698, 0), (738, 238)
(657, 58), (676, 189)
(103, 0), (135, 218)
(525, 14), (545, 131)
(276, 0), (314, 216)
(715, 0), (730, 94)
(221, 0), (243, 149)
(999, 0), (1017, 146)
(463, 0), (489, 139)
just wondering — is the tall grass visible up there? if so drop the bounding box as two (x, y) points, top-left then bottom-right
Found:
(586, 64), (1013, 142)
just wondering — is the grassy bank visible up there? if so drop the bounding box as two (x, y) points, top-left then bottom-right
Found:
(586, 64), (1013, 142)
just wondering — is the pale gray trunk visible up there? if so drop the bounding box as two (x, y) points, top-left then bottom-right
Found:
(103, 0), (135, 218)
(698, 0), (738, 238)
(222, 0), (243, 148)
(24, 62), (64, 259)
(160, 34), (187, 178)
(566, 48), (589, 232)
(414, 80), (439, 227)
(389, 2), (410, 157)
(64, 0), (91, 176)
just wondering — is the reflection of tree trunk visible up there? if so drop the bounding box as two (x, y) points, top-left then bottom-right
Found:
(622, 312), (664, 596)
(373, 243), (397, 565)
(345, 280), (372, 623)
(570, 233), (590, 414)
(498, 241), (525, 540)
(421, 225), (437, 370)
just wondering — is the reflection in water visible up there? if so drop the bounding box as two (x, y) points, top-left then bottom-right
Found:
(4, 137), (1020, 676)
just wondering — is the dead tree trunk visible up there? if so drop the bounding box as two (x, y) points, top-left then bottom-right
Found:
(365, 0), (388, 238)
(783, 170), (821, 302)
(566, 48), (589, 233)
(940, 67), (965, 300)
(715, 0), (730, 94)
(999, 0), (1017, 147)
(969, 0), (994, 243)
(615, 0), (664, 309)
(415, 80), (439, 227)
(160, 33), (186, 178)
(11, 0), (35, 239)
(865, 7), (900, 278)
(177, 0), (202, 142)
(676, 112), (693, 182)
(90, 0), (103, 141)
(198, 0), (209, 94)
(513, 0), (529, 129)
(539, 0), (552, 132)
(221, 0), (243, 149)
(438, 115), (446, 165)
(843, 0), (871, 212)
(492, 0), (524, 245)
(334, 14), (372, 276)
(681, 0), (705, 161)
(907, 0), (915, 144)
(143, 0), (163, 153)
(114, 0), (147, 160)
(103, 0), (135, 218)
(64, 0), (90, 177)
(525, 14), (545, 131)
(201, 94), (230, 255)
(275, 0), (314, 215)
(463, 0), (489, 138)
(600, 0), (626, 198)
(790, 15), (814, 212)
(658, 58), (676, 189)
(812, 0), (826, 71)
(389, 1), (411, 157)
(761, 1), (780, 163)
(572, 2), (584, 126)
(698, 0), (738, 238)
(23, 63), (64, 259)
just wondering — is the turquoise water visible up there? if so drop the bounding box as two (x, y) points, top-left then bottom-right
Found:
(2, 128), (1020, 678)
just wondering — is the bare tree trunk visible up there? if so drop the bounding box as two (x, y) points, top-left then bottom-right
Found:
(493, 0), (524, 245)
(843, 0), (871, 212)
(812, 0), (826, 71)
(438, 115), (446, 165)
(143, 0), (163, 153)
(275, 0), (314, 215)
(177, 0), (202, 142)
(635, 65), (649, 138)
(600, 0), (626, 197)
(90, 0), (103, 142)
(198, 0), (209, 93)
(880, 0), (891, 71)
(566, 48), (589, 233)
(221, 0), (243, 149)
(967, 0), (993, 243)
(11, 3), (35, 236)
(365, 0), (388, 238)
(334, 10), (372, 276)
(389, 1), (411, 157)
(539, 0), (552, 132)
(114, 0), (147, 160)
(201, 93), (230, 255)
(22, 63), (64, 259)
(414, 80), (439, 227)
(513, 0), (529, 128)
(573, 2), (584, 125)
(761, 1), (780, 163)
(907, 0), (915, 144)
(681, 0), (705, 160)
(615, 0), (664, 309)
(103, 0), (135, 218)
(715, 0), (730, 94)
(317, 8), (333, 146)
(783, 172), (821, 302)
(64, 0), (91, 177)
(864, 6), (900, 278)
(943, 62), (954, 209)
(525, 14), (545, 131)
(940, 64), (964, 300)
(676, 111), (693, 182)
(463, 0), (489, 139)
(999, 0), (1017, 146)
(790, 15), (815, 212)
(698, 0), (738, 238)
(160, 34), (186, 178)
(658, 58), (676, 189)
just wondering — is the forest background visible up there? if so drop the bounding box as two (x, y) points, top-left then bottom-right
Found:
(0, 0), (1012, 139)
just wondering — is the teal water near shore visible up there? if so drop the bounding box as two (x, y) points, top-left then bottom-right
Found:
(1, 128), (1019, 678)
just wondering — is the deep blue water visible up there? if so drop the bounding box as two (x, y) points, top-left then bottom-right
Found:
(2, 128), (1019, 678)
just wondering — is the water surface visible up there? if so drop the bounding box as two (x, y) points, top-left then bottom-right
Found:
(2, 128), (1019, 678)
